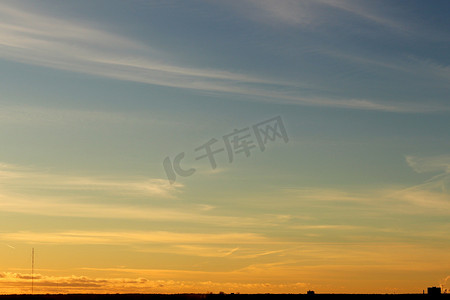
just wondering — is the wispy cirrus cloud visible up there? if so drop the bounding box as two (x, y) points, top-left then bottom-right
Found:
(387, 154), (450, 211)
(0, 162), (293, 227)
(239, 0), (422, 35)
(0, 162), (223, 224)
(316, 0), (406, 31)
(0, 162), (182, 198)
(282, 187), (369, 203)
(0, 230), (290, 259)
(0, 2), (292, 97)
(0, 230), (269, 246)
(230, 0), (450, 104)
(406, 154), (450, 174)
(0, 192), (261, 225)
(282, 182), (450, 217)
(0, 1), (440, 113)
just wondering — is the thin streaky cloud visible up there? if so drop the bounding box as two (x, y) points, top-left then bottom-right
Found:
(406, 154), (450, 174)
(282, 184), (450, 215)
(135, 244), (293, 259)
(0, 3), (304, 92)
(0, 193), (238, 224)
(0, 167), (284, 226)
(388, 186), (450, 212)
(0, 162), (182, 198)
(0, 230), (270, 245)
(318, 0), (450, 41)
(0, 2), (440, 113)
(241, 0), (316, 26)
(316, 0), (405, 32)
(162, 245), (242, 258)
(385, 156), (450, 211)
(0, 163), (312, 226)
(242, 0), (442, 39)
(0, 2), (147, 51)
(318, 51), (450, 88)
(282, 187), (369, 202)
(0, 193), (298, 227)
(241, 0), (403, 29)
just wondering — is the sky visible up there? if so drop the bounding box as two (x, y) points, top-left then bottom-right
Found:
(0, 0), (449, 294)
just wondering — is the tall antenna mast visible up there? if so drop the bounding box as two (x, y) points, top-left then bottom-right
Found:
(31, 248), (34, 294)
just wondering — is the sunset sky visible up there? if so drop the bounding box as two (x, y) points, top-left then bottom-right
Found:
(1, 0), (450, 294)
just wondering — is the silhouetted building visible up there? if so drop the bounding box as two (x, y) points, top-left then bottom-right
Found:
(428, 286), (441, 295)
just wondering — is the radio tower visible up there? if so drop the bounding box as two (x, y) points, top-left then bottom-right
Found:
(31, 248), (34, 294)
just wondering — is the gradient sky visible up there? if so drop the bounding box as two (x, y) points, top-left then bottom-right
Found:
(0, 0), (450, 294)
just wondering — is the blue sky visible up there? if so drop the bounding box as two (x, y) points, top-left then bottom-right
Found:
(0, 0), (449, 294)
